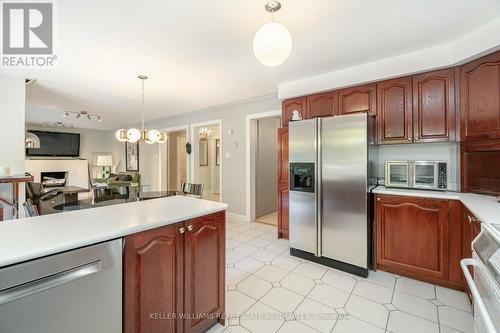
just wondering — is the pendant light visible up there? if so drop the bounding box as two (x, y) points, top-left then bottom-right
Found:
(253, 0), (292, 67)
(115, 75), (167, 144)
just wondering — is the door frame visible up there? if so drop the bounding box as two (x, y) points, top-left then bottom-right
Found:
(190, 119), (223, 200)
(158, 125), (189, 191)
(245, 110), (282, 222)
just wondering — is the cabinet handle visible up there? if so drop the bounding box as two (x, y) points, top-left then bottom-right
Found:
(414, 136), (419, 141)
(178, 227), (186, 234)
(468, 215), (479, 224)
(377, 197), (381, 201)
(187, 225), (194, 232)
(407, 137), (411, 141)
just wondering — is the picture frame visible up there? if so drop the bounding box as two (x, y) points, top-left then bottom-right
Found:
(215, 139), (220, 166)
(125, 141), (139, 171)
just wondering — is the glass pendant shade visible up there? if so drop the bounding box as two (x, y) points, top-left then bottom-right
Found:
(127, 128), (141, 143)
(253, 22), (292, 67)
(147, 129), (160, 143)
(115, 129), (128, 142)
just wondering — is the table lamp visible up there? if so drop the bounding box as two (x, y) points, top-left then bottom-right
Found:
(97, 155), (113, 179)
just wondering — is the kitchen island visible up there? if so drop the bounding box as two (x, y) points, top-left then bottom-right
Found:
(0, 196), (227, 333)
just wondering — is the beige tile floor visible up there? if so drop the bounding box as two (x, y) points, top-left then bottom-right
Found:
(207, 217), (475, 333)
(255, 211), (277, 226)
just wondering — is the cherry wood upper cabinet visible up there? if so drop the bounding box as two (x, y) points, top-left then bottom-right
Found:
(377, 77), (413, 144)
(460, 51), (500, 141)
(412, 68), (456, 143)
(376, 195), (450, 282)
(282, 97), (307, 127)
(307, 92), (338, 118)
(184, 212), (225, 333)
(124, 223), (184, 333)
(338, 83), (377, 116)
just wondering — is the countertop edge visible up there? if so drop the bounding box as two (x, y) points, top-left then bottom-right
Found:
(0, 197), (228, 268)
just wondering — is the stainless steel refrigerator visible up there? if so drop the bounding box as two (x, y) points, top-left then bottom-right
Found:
(288, 113), (377, 277)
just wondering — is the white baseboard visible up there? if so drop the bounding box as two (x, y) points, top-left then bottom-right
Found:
(226, 212), (250, 222)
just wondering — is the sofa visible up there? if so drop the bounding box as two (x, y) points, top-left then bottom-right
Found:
(93, 171), (140, 188)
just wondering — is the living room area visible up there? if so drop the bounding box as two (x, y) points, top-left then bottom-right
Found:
(10, 76), (211, 217)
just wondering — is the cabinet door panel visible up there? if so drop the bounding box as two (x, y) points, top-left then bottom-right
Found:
(124, 223), (184, 333)
(461, 51), (500, 141)
(338, 84), (376, 116)
(307, 92), (337, 118)
(277, 127), (289, 239)
(377, 77), (413, 144)
(376, 195), (449, 280)
(184, 212), (225, 333)
(278, 186), (289, 239)
(413, 69), (456, 142)
(282, 97), (307, 127)
(278, 128), (289, 182)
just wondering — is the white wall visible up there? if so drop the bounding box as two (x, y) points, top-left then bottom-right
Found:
(377, 142), (460, 191)
(112, 94), (280, 216)
(0, 74), (26, 219)
(255, 117), (280, 217)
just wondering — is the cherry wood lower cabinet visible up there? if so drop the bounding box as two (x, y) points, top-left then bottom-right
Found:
(124, 211), (225, 333)
(375, 194), (464, 290)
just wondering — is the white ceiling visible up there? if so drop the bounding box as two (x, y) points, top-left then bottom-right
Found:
(2, 0), (499, 130)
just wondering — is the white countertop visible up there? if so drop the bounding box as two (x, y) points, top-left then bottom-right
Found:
(373, 186), (500, 234)
(0, 196), (227, 268)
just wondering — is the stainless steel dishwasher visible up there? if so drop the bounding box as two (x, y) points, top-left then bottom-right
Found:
(0, 239), (122, 333)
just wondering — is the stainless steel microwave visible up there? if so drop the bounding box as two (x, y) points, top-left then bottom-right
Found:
(385, 161), (448, 190)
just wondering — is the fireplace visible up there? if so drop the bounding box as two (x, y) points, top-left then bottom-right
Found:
(41, 171), (67, 187)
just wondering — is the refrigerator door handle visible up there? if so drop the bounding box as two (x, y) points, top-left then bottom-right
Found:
(316, 118), (322, 257)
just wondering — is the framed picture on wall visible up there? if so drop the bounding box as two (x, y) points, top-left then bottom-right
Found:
(125, 142), (139, 171)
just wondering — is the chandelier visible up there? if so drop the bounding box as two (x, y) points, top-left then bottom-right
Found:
(115, 75), (166, 144)
(253, 0), (292, 67)
(199, 127), (212, 140)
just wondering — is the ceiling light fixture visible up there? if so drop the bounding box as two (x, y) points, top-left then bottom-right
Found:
(115, 75), (167, 144)
(63, 110), (103, 122)
(253, 0), (292, 67)
(199, 127), (212, 141)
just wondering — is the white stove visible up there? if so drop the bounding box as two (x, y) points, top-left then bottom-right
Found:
(461, 224), (500, 333)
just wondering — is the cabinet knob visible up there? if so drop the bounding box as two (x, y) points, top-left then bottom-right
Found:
(407, 138), (412, 141)
(377, 197), (381, 201)
(187, 225), (194, 232)
(178, 227), (186, 234)
(415, 136), (419, 141)
(468, 215), (479, 224)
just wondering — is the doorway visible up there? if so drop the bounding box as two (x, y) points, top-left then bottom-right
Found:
(247, 112), (281, 225)
(191, 122), (221, 202)
(165, 130), (188, 192)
